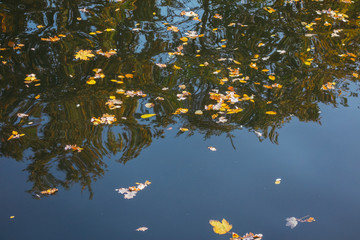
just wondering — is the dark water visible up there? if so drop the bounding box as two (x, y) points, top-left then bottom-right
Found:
(1, 0), (360, 239)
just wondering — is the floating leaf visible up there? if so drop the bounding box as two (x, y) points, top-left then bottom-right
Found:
(208, 146), (217, 151)
(232, 232), (263, 240)
(91, 114), (116, 125)
(65, 144), (83, 152)
(214, 13), (223, 19)
(17, 113), (29, 118)
(141, 114), (156, 119)
(8, 131), (25, 141)
(266, 111), (277, 115)
(286, 216), (315, 229)
(86, 79), (96, 85)
(269, 75), (276, 80)
(145, 103), (155, 108)
(209, 219), (232, 235)
(41, 188), (58, 195)
(74, 50), (95, 60)
(264, 7), (276, 13)
(156, 63), (167, 68)
(136, 227), (148, 232)
(115, 181), (151, 199)
(286, 217), (298, 229)
(125, 74), (134, 78)
(275, 178), (281, 184)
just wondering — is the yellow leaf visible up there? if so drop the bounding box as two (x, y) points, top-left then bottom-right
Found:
(275, 178), (281, 184)
(74, 50), (95, 60)
(125, 74), (134, 78)
(86, 79), (96, 85)
(10, 216), (15, 219)
(180, 37), (188, 42)
(174, 65), (182, 70)
(264, 7), (276, 13)
(269, 75), (276, 80)
(209, 219), (232, 235)
(266, 111), (277, 115)
(35, 94), (40, 99)
(179, 128), (188, 132)
(141, 114), (156, 119)
(12, 131), (18, 135)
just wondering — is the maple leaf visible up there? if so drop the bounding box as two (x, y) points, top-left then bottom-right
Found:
(209, 218), (232, 235)
(74, 50), (95, 60)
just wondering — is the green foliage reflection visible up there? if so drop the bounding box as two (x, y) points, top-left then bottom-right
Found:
(1, 0), (360, 197)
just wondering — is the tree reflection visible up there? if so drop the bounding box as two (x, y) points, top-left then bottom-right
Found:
(1, 0), (359, 197)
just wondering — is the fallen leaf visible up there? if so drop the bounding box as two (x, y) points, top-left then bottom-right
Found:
(86, 79), (96, 85)
(141, 114), (156, 119)
(17, 113), (29, 118)
(286, 217), (298, 229)
(208, 146), (217, 151)
(125, 74), (134, 78)
(275, 178), (281, 184)
(266, 111), (277, 115)
(145, 103), (154, 108)
(156, 63), (167, 68)
(115, 181), (151, 199)
(136, 227), (148, 232)
(214, 13), (222, 19)
(209, 219), (232, 235)
(74, 50), (95, 60)
(40, 188), (58, 195)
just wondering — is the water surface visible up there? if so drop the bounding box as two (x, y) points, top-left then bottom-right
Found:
(1, 0), (360, 239)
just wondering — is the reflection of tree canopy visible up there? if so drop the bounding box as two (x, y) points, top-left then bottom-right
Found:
(1, 0), (360, 196)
